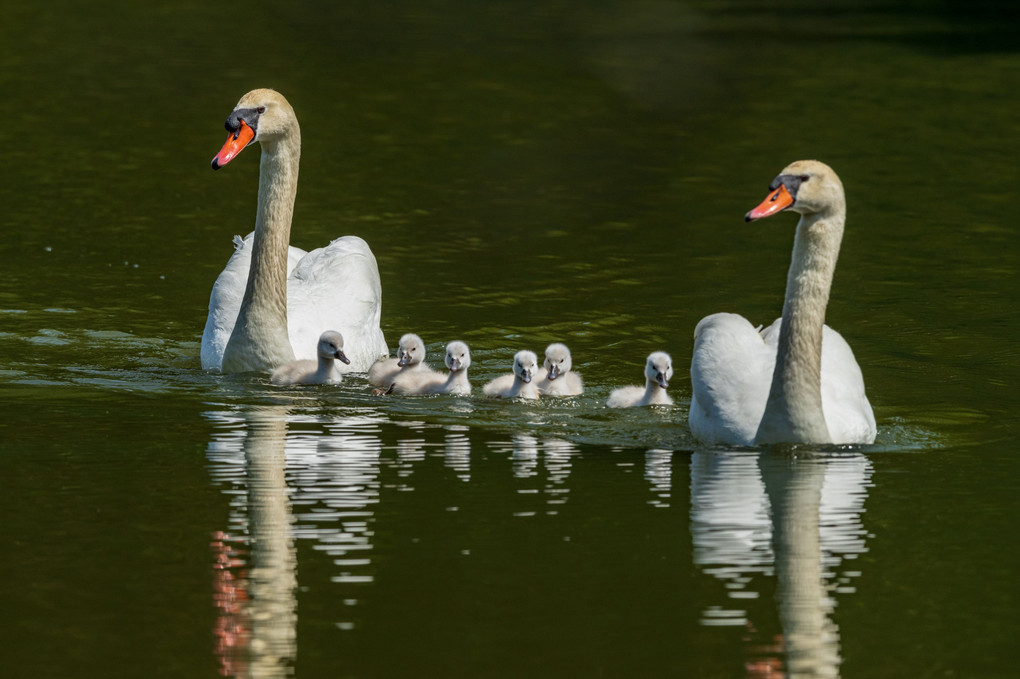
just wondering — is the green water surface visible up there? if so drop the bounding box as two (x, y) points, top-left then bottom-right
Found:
(1, 1), (1018, 677)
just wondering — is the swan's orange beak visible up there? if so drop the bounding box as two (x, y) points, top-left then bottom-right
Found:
(211, 120), (256, 170)
(745, 184), (794, 222)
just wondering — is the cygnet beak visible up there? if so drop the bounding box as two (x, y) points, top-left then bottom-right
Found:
(335, 349), (351, 365)
(547, 363), (560, 380)
(656, 372), (669, 389)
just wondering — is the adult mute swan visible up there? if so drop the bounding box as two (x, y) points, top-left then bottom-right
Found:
(606, 352), (674, 408)
(270, 331), (350, 385)
(536, 343), (584, 397)
(688, 160), (876, 446)
(200, 88), (388, 373)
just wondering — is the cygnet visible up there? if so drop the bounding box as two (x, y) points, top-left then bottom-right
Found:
(536, 342), (584, 397)
(605, 351), (674, 408)
(270, 331), (351, 385)
(391, 341), (472, 396)
(483, 350), (540, 399)
(367, 333), (435, 387)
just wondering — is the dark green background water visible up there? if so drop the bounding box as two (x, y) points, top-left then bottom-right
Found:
(2, 1), (1017, 677)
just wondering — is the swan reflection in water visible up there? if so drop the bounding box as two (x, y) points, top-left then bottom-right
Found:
(206, 407), (387, 677)
(689, 449), (873, 677)
(209, 407), (297, 678)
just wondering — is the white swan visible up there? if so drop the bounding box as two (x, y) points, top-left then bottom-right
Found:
(367, 333), (435, 388)
(200, 88), (387, 373)
(536, 343), (584, 397)
(270, 330), (350, 385)
(606, 352), (674, 408)
(391, 341), (472, 395)
(688, 160), (876, 446)
(483, 350), (540, 399)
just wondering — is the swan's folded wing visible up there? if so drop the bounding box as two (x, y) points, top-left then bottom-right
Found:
(482, 373), (516, 397)
(605, 385), (643, 408)
(286, 235), (388, 371)
(819, 326), (877, 444)
(201, 235), (254, 370)
(688, 313), (775, 446)
(763, 319), (876, 444)
(390, 370), (448, 395)
(367, 357), (400, 387)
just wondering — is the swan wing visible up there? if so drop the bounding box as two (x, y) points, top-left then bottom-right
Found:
(391, 370), (447, 395)
(760, 318), (876, 444)
(688, 313), (775, 446)
(285, 236), (388, 372)
(367, 357), (400, 387)
(482, 373), (516, 397)
(606, 385), (644, 408)
(818, 326), (876, 444)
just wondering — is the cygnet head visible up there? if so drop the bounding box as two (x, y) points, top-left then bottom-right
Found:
(542, 343), (572, 381)
(745, 159), (844, 222)
(645, 351), (673, 389)
(397, 333), (426, 367)
(318, 331), (351, 364)
(445, 341), (471, 372)
(513, 350), (539, 384)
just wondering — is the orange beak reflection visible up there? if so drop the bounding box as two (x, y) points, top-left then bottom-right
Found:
(211, 120), (256, 170)
(745, 184), (794, 222)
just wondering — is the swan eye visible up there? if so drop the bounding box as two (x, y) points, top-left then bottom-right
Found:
(799, 174), (810, 182)
(257, 105), (266, 114)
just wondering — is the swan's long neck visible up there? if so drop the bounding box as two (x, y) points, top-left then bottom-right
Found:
(513, 377), (537, 398)
(222, 132), (301, 372)
(446, 369), (470, 392)
(643, 379), (667, 403)
(316, 356), (336, 381)
(757, 208), (844, 444)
